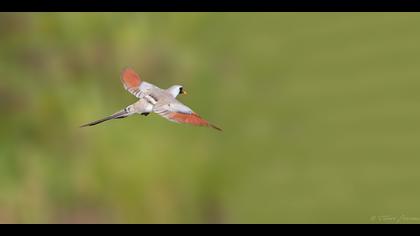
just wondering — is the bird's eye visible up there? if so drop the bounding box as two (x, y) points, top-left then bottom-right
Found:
(179, 87), (183, 94)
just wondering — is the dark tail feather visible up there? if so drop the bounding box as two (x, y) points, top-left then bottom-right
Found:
(80, 110), (129, 128)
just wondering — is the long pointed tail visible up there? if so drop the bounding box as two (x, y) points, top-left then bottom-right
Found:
(80, 106), (134, 128)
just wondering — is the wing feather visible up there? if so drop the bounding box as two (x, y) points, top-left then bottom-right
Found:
(120, 67), (156, 99)
(121, 67), (141, 90)
(154, 99), (222, 131)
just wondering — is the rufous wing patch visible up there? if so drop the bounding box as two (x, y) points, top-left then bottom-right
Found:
(168, 112), (222, 131)
(121, 68), (142, 89)
(169, 112), (209, 126)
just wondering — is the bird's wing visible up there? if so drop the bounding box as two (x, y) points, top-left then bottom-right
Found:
(153, 98), (222, 131)
(120, 67), (156, 99)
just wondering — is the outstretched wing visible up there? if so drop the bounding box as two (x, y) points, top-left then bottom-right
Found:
(120, 67), (155, 99)
(153, 99), (222, 131)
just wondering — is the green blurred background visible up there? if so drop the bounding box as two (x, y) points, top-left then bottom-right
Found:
(1, 13), (420, 223)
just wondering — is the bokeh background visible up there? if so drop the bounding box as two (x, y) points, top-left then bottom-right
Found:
(1, 13), (420, 224)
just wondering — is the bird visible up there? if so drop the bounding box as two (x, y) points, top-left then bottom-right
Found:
(80, 67), (222, 131)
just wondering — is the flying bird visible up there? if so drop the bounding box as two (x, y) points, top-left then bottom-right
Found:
(80, 68), (222, 131)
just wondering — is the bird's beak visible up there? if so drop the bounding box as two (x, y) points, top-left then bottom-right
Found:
(181, 90), (188, 95)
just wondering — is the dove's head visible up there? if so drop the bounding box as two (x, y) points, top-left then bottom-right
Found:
(167, 85), (187, 98)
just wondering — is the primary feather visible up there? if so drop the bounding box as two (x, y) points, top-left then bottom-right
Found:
(81, 67), (222, 131)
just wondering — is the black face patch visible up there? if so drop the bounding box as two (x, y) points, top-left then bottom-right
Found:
(179, 87), (184, 95)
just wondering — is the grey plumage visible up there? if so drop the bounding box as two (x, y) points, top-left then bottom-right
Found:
(80, 68), (221, 131)
(79, 109), (129, 127)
